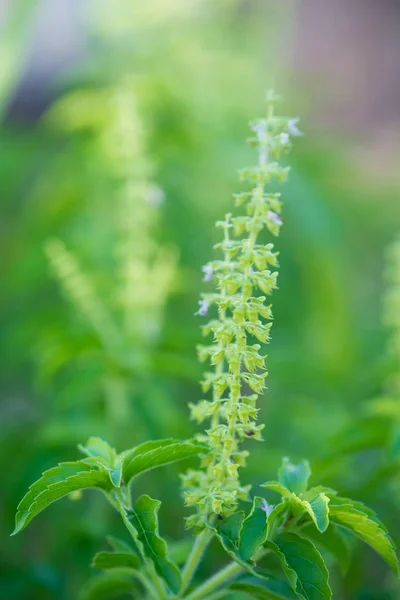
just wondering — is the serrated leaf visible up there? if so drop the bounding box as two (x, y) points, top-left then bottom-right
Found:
(79, 571), (138, 600)
(278, 458), (311, 496)
(328, 496), (389, 533)
(127, 495), (181, 594)
(302, 524), (351, 574)
(122, 439), (209, 483)
(239, 497), (268, 560)
(207, 512), (268, 579)
(328, 503), (398, 573)
(266, 533), (331, 600)
(92, 552), (140, 570)
(13, 461), (111, 534)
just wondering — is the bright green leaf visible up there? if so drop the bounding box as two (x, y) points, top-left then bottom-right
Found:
(79, 437), (123, 488)
(328, 503), (398, 573)
(261, 481), (291, 497)
(122, 439), (209, 483)
(266, 533), (331, 600)
(239, 497), (268, 560)
(92, 552), (140, 570)
(278, 458), (311, 496)
(13, 461), (111, 534)
(78, 437), (117, 466)
(127, 495), (181, 594)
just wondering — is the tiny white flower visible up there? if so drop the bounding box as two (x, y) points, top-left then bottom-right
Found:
(288, 117), (303, 137)
(194, 299), (209, 317)
(202, 264), (213, 282)
(268, 210), (283, 226)
(260, 498), (274, 517)
(251, 120), (268, 143)
(279, 132), (289, 145)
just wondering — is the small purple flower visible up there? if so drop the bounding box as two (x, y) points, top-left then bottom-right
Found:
(287, 117), (303, 137)
(260, 498), (274, 517)
(195, 299), (209, 317)
(268, 210), (283, 226)
(279, 132), (289, 145)
(202, 264), (213, 282)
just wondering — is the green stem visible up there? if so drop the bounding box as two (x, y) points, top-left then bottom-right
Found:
(183, 561), (243, 600)
(179, 528), (214, 596)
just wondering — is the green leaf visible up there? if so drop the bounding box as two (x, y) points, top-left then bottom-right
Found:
(92, 552), (140, 570)
(106, 535), (136, 555)
(79, 437), (123, 488)
(266, 500), (290, 540)
(266, 533), (331, 600)
(261, 481), (291, 497)
(122, 439), (209, 483)
(278, 458), (311, 496)
(230, 581), (296, 600)
(239, 497), (268, 560)
(13, 461), (111, 534)
(328, 503), (398, 573)
(127, 495), (181, 594)
(306, 494), (330, 533)
(79, 571), (138, 600)
(270, 492), (330, 534)
(301, 524), (351, 574)
(79, 437), (117, 466)
(207, 512), (268, 579)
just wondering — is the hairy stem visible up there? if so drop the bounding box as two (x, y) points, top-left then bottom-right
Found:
(179, 528), (214, 596)
(183, 561), (243, 600)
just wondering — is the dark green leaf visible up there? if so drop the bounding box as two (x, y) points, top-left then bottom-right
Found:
(278, 459), (311, 496)
(127, 495), (181, 594)
(239, 497), (268, 560)
(13, 461), (111, 534)
(207, 512), (268, 579)
(79, 571), (137, 600)
(302, 524), (351, 574)
(266, 533), (331, 600)
(106, 535), (136, 555)
(122, 439), (209, 483)
(230, 580), (296, 600)
(92, 552), (140, 570)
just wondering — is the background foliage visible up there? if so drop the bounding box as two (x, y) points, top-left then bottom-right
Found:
(1, 1), (400, 598)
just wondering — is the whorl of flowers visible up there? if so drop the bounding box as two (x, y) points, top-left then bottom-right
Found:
(182, 92), (302, 528)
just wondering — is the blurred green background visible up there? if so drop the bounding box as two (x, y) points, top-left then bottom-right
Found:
(1, 1), (400, 598)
